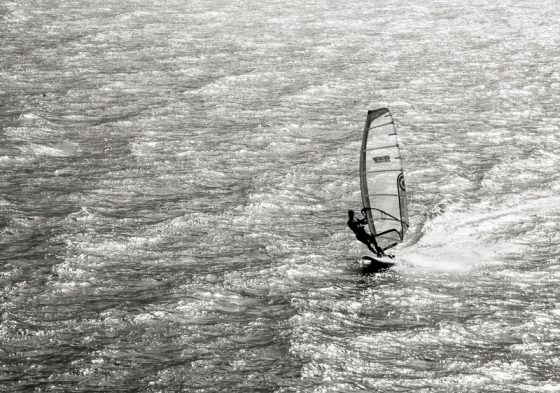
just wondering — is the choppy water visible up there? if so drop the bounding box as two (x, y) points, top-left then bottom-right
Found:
(1, 0), (559, 391)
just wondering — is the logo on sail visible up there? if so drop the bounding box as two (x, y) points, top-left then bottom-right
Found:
(373, 155), (390, 163)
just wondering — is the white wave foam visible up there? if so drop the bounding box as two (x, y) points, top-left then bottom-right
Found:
(398, 194), (560, 272)
(21, 143), (71, 157)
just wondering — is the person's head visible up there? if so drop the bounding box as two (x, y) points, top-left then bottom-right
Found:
(348, 210), (354, 219)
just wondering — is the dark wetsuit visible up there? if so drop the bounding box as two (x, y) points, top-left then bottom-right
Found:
(347, 211), (383, 257)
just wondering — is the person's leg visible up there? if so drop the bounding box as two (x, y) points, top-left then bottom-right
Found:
(367, 234), (383, 256)
(357, 236), (373, 252)
(357, 234), (382, 257)
(367, 243), (381, 256)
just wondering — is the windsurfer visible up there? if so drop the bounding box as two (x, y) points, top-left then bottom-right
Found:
(347, 210), (385, 257)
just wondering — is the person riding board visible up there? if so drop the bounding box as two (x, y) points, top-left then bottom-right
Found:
(347, 209), (386, 258)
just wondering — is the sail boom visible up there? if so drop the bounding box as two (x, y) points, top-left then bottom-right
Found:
(377, 217), (410, 224)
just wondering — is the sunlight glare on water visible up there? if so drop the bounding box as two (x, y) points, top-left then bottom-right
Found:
(1, 0), (559, 391)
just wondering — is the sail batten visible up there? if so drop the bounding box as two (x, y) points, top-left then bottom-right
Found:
(364, 193), (399, 197)
(366, 169), (402, 174)
(370, 121), (394, 129)
(363, 144), (398, 151)
(359, 108), (408, 249)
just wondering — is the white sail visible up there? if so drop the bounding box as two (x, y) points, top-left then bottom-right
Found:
(359, 108), (408, 250)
